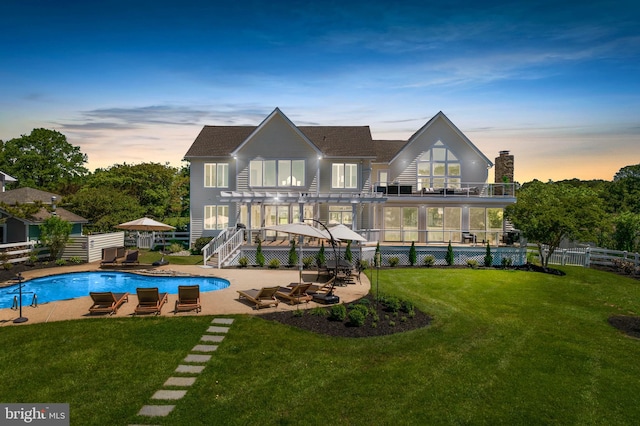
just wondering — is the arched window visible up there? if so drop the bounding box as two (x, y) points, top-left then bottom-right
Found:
(417, 141), (461, 190)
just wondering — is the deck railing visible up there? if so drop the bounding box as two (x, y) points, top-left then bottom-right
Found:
(372, 181), (517, 198)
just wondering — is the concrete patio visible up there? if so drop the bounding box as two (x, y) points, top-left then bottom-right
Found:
(0, 262), (371, 326)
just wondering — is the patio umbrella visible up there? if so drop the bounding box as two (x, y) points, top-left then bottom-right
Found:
(327, 224), (367, 242)
(116, 217), (175, 264)
(116, 217), (176, 232)
(263, 222), (339, 284)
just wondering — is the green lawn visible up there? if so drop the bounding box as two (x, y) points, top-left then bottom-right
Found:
(1, 267), (639, 425)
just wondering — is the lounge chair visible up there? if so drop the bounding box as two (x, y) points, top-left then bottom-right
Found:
(100, 247), (118, 266)
(121, 250), (139, 265)
(290, 276), (336, 294)
(175, 285), (201, 313)
(134, 287), (168, 315)
(276, 282), (313, 305)
(237, 286), (280, 309)
(88, 291), (129, 315)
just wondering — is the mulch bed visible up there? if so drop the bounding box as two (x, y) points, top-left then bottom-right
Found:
(608, 316), (640, 339)
(0, 262), (67, 286)
(259, 294), (432, 338)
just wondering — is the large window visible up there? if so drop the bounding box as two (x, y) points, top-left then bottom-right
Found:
(417, 141), (461, 190)
(427, 207), (461, 242)
(204, 205), (229, 230)
(329, 205), (353, 226)
(332, 163), (358, 189)
(383, 207), (418, 242)
(204, 163), (228, 188)
(470, 207), (503, 245)
(250, 160), (304, 187)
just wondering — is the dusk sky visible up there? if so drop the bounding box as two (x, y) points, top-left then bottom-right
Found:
(1, 0), (638, 183)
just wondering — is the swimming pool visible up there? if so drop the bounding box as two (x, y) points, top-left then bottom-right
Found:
(0, 271), (230, 309)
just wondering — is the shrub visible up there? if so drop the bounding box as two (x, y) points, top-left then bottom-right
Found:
(409, 241), (417, 266)
(445, 241), (455, 265)
(329, 304), (347, 321)
(256, 240), (265, 267)
(3, 262), (13, 270)
(316, 242), (326, 267)
(401, 300), (414, 313)
(69, 256), (83, 264)
(374, 242), (380, 267)
(193, 236), (213, 253)
(350, 304), (370, 318)
(388, 256), (400, 267)
(292, 309), (304, 317)
(309, 307), (328, 316)
(526, 250), (539, 265)
(389, 320), (396, 327)
(288, 239), (298, 267)
(467, 259), (479, 268)
(384, 296), (401, 313)
(371, 312), (380, 322)
(169, 243), (184, 253)
(345, 241), (353, 263)
(501, 257), (513, 268)
(302, 256), (314, 269)
(348, 309), (366, 327)
(238, 257), (249, 268)
(423, 255), (435, 267)
(400, 316), (408, 323)
(55, 259), (66, 266)
(359, 259), (369, 270)
(484, 242), (493, 267)
(268, 258), (280, 269)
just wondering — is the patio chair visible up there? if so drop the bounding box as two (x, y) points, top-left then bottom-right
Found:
(134, 287), (169, 315)
(100, 247), (118, 266)
(237, 286), (280, 309)
(290, 276), (336, 294)
(88, 291), (129, 315)
(175, 285), (201, 313)
(276, 282), (313, 305)
(120, 250), (139, 266)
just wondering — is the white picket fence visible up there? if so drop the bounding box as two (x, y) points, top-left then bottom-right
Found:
(533, 245), (640, 268)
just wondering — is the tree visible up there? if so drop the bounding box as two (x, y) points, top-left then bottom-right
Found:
(84, 162), (187, 220)
(505, 180), (607, 268)
(65, 187), (145, 232)
(484, 242), (493, 267)
(445, 241), (454, 265)
(288, 239), (298, 267)
(607, 164), (640, 214)
(316, 241), (326, 267)
(345, 241), (353, 263)
(408, 241), (417, 266)
(612, 212), (640, 252)
(256, 239), (265, 267)
(39, 216), (72, 260)
(374, 241), (380, 267)
(0, 129), (88, 192)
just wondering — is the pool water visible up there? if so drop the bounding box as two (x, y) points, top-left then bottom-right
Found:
(0, 271), (230, 309)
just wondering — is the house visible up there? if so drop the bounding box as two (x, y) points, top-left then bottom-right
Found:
(184, 108), (516, 248)
(0, 187), (88, 243)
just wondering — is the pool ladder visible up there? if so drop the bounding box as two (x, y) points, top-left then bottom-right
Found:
(11, 294), (38, 310)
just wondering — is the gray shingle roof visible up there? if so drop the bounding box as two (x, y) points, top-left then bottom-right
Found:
(372, 140), (408, 163)
(184, 125), (378, 159)
(0, 187), (60, 205)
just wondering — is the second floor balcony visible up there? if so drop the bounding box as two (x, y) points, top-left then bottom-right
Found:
(372, 181), (517, 198)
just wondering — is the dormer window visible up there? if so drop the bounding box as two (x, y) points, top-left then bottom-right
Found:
(417, 141), (461, 190)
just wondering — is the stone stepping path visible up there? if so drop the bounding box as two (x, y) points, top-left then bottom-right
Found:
(134, 317), (234, 422)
